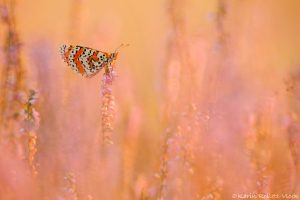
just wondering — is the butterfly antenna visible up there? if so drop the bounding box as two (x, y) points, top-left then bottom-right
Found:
(114, 43), (130, 53)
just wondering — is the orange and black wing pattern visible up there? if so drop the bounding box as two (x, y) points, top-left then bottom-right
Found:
(59, 44), (110, 77)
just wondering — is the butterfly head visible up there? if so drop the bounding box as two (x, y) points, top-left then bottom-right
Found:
(109, 52), (119, 61)
(110, 43), (129, 60)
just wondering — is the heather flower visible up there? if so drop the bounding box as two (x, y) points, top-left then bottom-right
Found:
(21, 89), (40, 176)
(23, 90), (40, 131)
(0, 4), (9, 22)
(0, 0), (27, 151)
(63, 173), (79, 200)
(100, 67), (117, 144)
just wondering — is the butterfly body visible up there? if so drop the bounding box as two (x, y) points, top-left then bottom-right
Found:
(59, 44), (118, 77)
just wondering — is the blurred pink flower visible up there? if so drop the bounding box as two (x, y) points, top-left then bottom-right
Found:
(0, 4), (9, 22)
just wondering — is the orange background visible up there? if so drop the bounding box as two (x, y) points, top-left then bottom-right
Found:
(0, 0), (300, 199)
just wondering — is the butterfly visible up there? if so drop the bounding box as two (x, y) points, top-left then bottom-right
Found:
(59, 44), (128, 77)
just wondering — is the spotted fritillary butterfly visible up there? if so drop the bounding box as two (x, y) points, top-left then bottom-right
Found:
(59, 44), (127, 77)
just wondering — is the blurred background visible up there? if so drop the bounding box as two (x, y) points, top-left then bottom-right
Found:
(0, 0), (300, 199)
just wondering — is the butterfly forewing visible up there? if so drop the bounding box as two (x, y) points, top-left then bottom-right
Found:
(59, 44), (110, 77)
